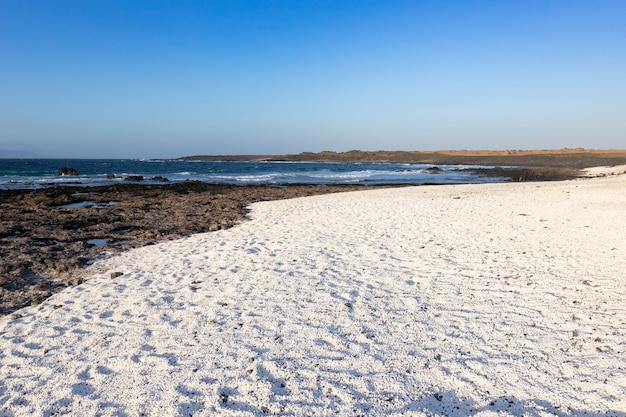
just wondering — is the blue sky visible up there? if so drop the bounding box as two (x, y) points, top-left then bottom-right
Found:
(1, 1), (625, 158)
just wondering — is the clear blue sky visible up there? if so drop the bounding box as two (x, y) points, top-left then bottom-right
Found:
(1, 0), (625, 158)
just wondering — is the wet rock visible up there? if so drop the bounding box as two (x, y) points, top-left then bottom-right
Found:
(58, 167), (78, 176)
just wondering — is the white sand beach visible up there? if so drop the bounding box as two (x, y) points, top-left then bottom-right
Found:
(1, 171), (625, 416)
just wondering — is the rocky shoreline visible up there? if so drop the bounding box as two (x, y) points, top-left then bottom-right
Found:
(2, 151), (625, 316)
(0, 182), (396, 315)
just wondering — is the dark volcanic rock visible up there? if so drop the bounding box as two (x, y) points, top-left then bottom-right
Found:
(58, 167), (78, 176)
(124, 175), (144, 182)
(468, 166), (580, 182)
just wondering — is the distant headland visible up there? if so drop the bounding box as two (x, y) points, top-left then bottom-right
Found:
(176, 148), (626, 169)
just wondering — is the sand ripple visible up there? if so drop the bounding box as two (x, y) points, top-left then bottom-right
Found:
(1, 175), (625, 416)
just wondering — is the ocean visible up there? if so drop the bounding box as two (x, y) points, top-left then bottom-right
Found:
(0, 159), (506, 189)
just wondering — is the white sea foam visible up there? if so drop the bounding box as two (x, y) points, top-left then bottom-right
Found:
(1, 173), (625, 416)
(0, 160), (505, 189)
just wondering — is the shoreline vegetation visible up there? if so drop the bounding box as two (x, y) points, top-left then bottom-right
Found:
(2, 148), (626, 315)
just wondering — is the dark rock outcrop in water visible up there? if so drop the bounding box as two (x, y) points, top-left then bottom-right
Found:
(58, 167), (78, 176)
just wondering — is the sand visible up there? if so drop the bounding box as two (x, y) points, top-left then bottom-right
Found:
(0, 183), (384, 316)
(1, 170), (625, 416)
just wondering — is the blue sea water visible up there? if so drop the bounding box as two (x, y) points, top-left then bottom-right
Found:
(0, 159), (506, 189)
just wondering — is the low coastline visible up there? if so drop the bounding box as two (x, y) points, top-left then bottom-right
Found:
(2, 150), (626, 316)
(178, 148), (626, 168)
